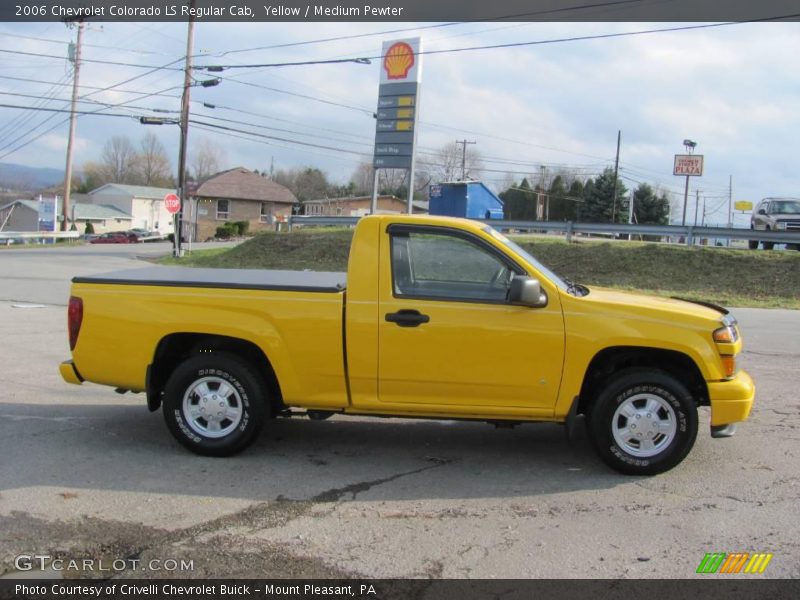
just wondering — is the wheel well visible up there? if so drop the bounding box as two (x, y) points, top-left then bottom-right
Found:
(577, 347), (707, 415)
(147, 333), (282, 413)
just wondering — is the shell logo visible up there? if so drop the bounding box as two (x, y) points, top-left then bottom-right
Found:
(383, 42), (415, 80)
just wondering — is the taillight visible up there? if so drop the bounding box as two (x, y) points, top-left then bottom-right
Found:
(68, 296), (83, 351)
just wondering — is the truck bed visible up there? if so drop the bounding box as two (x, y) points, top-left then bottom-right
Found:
(73, 267), (347, 293)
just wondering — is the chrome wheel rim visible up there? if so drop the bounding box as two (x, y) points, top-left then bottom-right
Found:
(612, 393), (677, 458)
(182, 376), (243, 438)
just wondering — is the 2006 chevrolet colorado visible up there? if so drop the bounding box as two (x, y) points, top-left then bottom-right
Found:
(60, 214), (754, 475)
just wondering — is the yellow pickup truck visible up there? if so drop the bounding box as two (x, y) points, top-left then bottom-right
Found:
(60, 215), (754, 475)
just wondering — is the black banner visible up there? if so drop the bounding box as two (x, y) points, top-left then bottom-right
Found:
(2, 579), (800, 600)
(2, 0), (800, 23)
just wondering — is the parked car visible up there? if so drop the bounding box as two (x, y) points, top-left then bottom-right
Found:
(89, 231), (139, 244)
(749, 197), (800, 250)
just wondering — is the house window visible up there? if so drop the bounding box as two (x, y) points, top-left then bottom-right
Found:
(260, 202), (272, 223)
(216, 199), (230, 220)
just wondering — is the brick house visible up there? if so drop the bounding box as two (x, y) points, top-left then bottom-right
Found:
(191, 168), (296, 240)
(303, 195), (428, 216)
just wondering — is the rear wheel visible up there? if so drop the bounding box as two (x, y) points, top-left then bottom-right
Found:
(748, 239), (758, 250)
(588, 369), (698, 475)
(163, 352), (267, 456)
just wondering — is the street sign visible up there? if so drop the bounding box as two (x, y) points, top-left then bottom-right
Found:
(734, 201), (753, 211)
(164, 193), (180, 214)
(373, 38), (422, 171)
(673, 154), (704, 176)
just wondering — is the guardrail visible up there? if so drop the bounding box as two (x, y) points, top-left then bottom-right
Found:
(287, 215), (800, 246)
(0, 231), (81, 245)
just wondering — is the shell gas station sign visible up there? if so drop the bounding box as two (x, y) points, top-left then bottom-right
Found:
(373, 38), (422, 170)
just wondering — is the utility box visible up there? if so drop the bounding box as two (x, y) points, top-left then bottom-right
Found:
(429, 181), (504, 220)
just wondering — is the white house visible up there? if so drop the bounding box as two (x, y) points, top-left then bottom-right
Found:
(88, 184), (176, 233)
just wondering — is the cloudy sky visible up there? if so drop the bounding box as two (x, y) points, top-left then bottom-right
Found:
(1, 18), (798, 226)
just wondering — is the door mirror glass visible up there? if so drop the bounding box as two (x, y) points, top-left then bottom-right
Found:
(508, 276), (548, 308)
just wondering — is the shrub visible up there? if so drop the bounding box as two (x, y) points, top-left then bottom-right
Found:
(84, 222), (95, 234)
(234, 220), (250, 235)
(215, 223), (237, 239)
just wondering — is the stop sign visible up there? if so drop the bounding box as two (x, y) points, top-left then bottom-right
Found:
(164, 193), (181, 214)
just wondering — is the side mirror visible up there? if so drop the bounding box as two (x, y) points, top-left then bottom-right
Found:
(758, 208), (767, 215)
(508, 276), (548, 308)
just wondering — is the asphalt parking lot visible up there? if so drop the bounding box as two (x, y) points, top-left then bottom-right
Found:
(0, 243), (798, 579)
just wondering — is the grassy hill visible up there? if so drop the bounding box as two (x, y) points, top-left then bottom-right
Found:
(166, 229), (800, 308)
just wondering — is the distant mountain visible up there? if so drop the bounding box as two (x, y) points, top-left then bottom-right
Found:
(0, 162), (64, 191)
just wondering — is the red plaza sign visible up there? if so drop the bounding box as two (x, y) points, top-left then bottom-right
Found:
(164, 193), (181, 214)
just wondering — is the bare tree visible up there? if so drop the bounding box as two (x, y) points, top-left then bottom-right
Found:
(417, 142), (484, 185)
(190, 137), (225, 183)
(137, 132), (173, 187)
(349, 161), (374, 196)
(100, 135), (138, 184)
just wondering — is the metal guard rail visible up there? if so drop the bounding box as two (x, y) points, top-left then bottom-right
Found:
(287, 215), (800, 246)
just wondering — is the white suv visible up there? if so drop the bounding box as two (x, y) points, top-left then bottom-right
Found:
(749, 197), (800, 250)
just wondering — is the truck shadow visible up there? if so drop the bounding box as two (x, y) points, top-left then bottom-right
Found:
(1, 403), (628, 502)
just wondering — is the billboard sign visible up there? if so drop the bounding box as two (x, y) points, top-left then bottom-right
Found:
(374, 38), (422, 171)
(734, 201), (753, 211)
(38, 196), (57, 231)
(673, 154), (704, 176)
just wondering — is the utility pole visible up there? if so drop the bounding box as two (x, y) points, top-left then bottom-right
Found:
(727, 175), (733, 246)
(61, 20), (84, 232)
(174, 1), (196, 258)
(694, 189), (700, 227)
(455, 139), (475, 181)
(539, 165), (548, 220)
(611, 129), (621, 223)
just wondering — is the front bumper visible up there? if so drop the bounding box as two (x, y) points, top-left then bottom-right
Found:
(708, 369), (754, 427)
(59, 360), (83, 385)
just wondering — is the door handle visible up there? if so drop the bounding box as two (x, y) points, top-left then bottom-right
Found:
(385, 309), (430, 328)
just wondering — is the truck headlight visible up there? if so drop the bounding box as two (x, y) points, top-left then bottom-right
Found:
(713, 325), (738, 343)
(776, 222), (787, 230)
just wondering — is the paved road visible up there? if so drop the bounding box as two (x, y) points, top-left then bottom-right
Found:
(0, 245), (798, 579)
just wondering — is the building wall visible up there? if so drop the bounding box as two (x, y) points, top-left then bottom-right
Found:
(0, 205), (38, 231)
(88, 193), (171, 232)
(305, 196), (420, 216)
(193, 198), (292, 241)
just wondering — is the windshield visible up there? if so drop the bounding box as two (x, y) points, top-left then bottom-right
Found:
(771, 200), (800, 214)
(482, 226), (569, 291)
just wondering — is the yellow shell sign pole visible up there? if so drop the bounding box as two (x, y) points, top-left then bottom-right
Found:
(372, 38), (422, 215)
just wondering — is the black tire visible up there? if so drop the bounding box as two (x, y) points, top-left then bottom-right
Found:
(762, 241), (774, 250)
(163, 352), (267, 457)
(587, 369), (698, 476)
(748, 239), (758, 250)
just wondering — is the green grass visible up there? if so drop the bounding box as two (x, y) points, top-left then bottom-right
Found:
(160, 229), (800, 309)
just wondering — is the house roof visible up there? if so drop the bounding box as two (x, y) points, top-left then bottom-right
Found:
(0, 199), (132, 220)
(196, 167), (296, 204)
(89, 183), (176, 199)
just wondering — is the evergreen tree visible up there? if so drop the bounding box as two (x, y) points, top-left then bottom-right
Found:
(581, 168), (627, 223)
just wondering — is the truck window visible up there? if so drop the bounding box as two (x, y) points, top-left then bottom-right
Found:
(390, 229), (516, 303)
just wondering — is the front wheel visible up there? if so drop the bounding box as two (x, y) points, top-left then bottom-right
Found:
(163, 352), (267, 456)
(588, 369), (698, 475)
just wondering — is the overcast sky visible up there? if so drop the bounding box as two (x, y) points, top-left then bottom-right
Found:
(1, 19), (798, 225)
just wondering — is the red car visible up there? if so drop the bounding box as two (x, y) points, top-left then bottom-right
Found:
(89, 231), (139, 244)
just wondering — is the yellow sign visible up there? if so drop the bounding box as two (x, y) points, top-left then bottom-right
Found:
(395, 121), (413, 131)
(734, 201), (753, 211)
(396, 108), (413, 119)
(397, 96), (414, 106)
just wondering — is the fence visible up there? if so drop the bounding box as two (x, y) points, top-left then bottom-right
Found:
(287, 215), (800, 247)
(0, 231), (81, 246)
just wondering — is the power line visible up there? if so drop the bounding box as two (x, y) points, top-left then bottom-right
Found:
(207, 1), (650, 56)
(0, 103), (137, 119)
(0, 47), (184, 71)
(0, 74), (182, 100)
(195, 17), (799, 72)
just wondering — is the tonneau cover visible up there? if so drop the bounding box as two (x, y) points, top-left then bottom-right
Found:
(73, 267), (347, 293)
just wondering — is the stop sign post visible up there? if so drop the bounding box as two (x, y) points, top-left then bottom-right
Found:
(164, 193), (181, 214)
